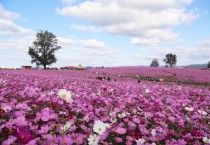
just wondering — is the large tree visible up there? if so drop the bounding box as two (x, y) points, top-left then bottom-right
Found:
(28, 30), (61, 69)
(150, 58), (159, 67)
(208, 61), (210, 69)
(163, 53), (177, 67)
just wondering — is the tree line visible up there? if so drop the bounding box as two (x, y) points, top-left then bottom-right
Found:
(151, 53), (177, 67)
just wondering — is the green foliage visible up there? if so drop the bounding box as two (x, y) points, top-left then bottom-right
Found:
(150, 58), (159, 67)
(28, 30), (61, 69)
(163, 53), (177, 67)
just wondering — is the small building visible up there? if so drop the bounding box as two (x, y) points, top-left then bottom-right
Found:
(22, 66), (32, 70)
(76, 64), (85, 70)
(66, 66), (76, 70)
(86, 66), (93, 69)
(32, 66), (43, 70)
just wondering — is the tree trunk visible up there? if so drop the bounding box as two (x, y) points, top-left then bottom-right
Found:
(44, 64), (46, 69)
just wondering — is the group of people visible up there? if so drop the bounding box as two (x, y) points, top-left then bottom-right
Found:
(96, 76), (112, 81)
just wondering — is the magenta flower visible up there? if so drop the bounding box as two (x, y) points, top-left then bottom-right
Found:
(14, 126), (35, 144)
(191, 130), (203, 139)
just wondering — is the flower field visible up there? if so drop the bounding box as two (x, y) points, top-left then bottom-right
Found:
(0, 68), (210, 145)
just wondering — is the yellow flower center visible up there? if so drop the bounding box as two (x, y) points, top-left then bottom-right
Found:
(93, 139), (96, 142)
(20, 135), (25, 140)
(98, 128), (101, 131)
(62, 93), (67, 99)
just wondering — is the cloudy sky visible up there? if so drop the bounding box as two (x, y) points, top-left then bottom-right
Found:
(0, 0), (210, 68)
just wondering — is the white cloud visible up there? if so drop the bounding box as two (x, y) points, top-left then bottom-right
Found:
(55, 38), (119, 66)
(71, 24), (103, 33)
(57, 37), (74, 45)
(0, 4), (20, 20)
(0, 4), (33, 36)
(131, 37), (160, 47)
(97, 0), (193, 10)
(79, 39), (105, 49)
(0, 19), (33, 36)
(0, 35), (75, 53)
(131, 29), (180, 46)
(142, 39), (210, 66)
(57, 0), (198, 46)
(198, 39), (210, 48)
(0, 54), (32, 68)
(127, 37), (210, 66)
(0, 36), (34, 51)
(128, 54), (153, 60)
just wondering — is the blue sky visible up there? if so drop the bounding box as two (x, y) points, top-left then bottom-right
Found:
(0, 0), (210, 68)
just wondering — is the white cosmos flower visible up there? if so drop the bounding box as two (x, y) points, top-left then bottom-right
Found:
(1, 104), (12, 112)
(185, 107), (194, 112)
(59, 111), (67, 115)
(186, 117), (191, 121)
(48, 91), (54, 95)
(198, 110), (207, 116)
(105, 123), (111, 129)
(118, 112), (127, 119)
(109, 111), (116, 116)
(145, 89), (150, 93)
(110, 117), (117, 124)
(88, 134), (100, 145)
(93, 120), (107, 135)
(58, 89), (73, 103)
(203, 137), (210, 144)
(61, 121), (72, 132)
(136, 138), (145, 144)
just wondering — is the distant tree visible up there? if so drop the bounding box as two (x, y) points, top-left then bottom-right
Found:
(28, 30), (61, 69)
(163, 53), (177, 67)
(150, 58), (159, 67)
(208, 61), (210, 69)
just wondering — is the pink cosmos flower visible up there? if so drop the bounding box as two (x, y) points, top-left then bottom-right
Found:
(5, 121), (14, 128)
(25, 137), (40, 145)
(151, 129), (156, 137)
(177, 139), (187, 145)
(15, 116), (28, 126)
(41, 115), (50, 122)
(38, 125), (50, 134)
(116, 127), (126, 134)
(59, 134), (73, 145)
(2, 135), (17, 145)
(168, 116), (175, 123)
(116, 137), (123, 143)
(44, 134), (59, 144)
(14, 110), (25, 117)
